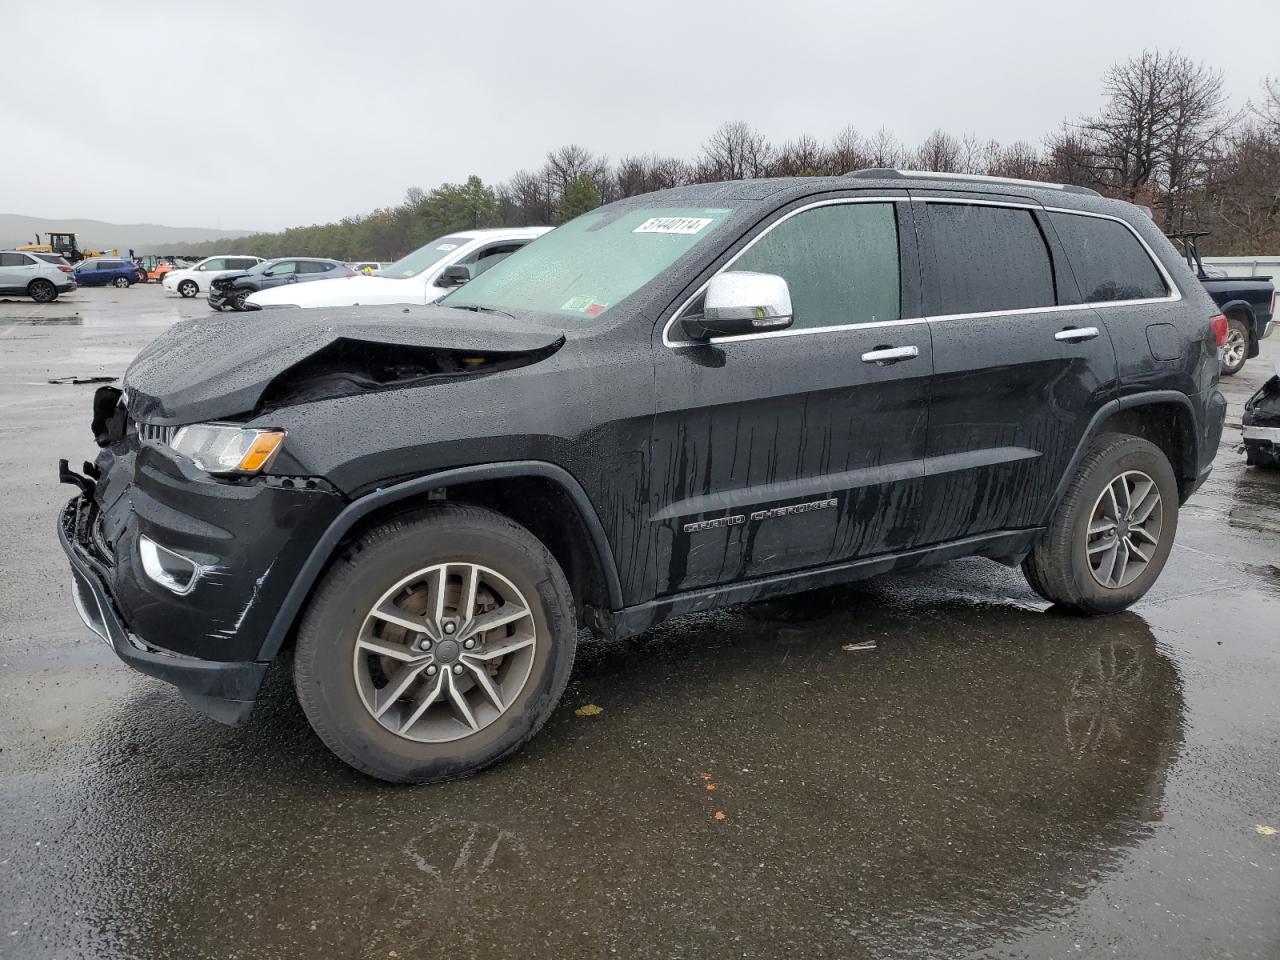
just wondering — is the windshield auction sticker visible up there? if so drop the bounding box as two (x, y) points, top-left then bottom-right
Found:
(633, 217), (714, 235)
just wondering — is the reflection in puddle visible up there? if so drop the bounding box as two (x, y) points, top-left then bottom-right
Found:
(18, 586), (1183, 959)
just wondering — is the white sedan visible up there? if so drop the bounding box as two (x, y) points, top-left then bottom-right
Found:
(245, 227), (550, 309)
(162, 255), (264, 298)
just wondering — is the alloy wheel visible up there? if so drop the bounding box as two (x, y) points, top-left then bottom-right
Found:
(1085, 470), (1163, 589)
(1222, 327), (1246, 372)
(352, 562), (537, 743)
(29, 281), (55, 303)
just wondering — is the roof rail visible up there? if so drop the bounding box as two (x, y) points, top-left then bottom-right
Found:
(844, 168), (1101, 197)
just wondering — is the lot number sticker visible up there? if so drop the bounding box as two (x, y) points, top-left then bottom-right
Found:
(633, 217), (714, 235)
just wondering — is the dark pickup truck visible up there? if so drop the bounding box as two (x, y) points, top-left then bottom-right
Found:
(1169, 232), (1275, 376)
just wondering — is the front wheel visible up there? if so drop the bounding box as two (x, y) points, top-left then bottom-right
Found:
(232, 290), (252, 311)
(1022, 434), (1178, 614)
(1220, 318), (1248, 376)
(178, 279), (197, 298)
(294, 504), (578, 784)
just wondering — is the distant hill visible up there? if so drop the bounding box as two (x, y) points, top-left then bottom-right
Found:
(0, 213), (255, 255)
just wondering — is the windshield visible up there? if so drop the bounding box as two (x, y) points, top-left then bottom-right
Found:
(381, 235), (473, 280)
(445, 207), (733, 319)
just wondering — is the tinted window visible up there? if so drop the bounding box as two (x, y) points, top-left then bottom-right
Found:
(0, 252), (31, 266)
(1049, 212), (1168, 303)
(297, 260), (331, 274)
(727, 202), (901, 330)
(229, 258), (259, 270)
(928, 204), (1055, 314)
(102, 260), (124, 270)
(35, 254), (65, 265)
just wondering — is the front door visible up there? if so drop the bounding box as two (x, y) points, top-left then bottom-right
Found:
(650, 194), (934, 596)
(912, 194), (1119, 542)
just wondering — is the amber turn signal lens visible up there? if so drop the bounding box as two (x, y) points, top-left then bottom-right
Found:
(236, 431), (285, 472)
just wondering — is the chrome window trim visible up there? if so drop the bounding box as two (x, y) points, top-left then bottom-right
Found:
(663, 196), (1182, 349)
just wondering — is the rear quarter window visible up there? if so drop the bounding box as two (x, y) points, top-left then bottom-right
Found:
(1049, 212), (1169, 303)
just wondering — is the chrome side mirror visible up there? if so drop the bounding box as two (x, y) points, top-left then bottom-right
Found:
(681, 271), (793, 340)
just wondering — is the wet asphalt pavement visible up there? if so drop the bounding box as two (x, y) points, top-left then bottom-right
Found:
(1, 284), (1278, 960)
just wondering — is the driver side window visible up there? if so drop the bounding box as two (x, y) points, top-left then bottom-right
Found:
(729, 202), (902, 330)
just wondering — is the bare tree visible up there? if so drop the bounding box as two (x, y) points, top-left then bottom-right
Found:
(614, 154), (692, 197)
(865, 127), (904, 168)
(825, 125), (871, 174)
(696, 121), (774, 181)
(498, 169), (556, 226)
(912, 129), (963, 172)
(1063, 51), (1234, 230)
(983, 140), (1042, 179)
(770, 134), (825, 177)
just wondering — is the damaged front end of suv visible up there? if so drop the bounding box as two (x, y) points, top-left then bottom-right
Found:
(1242, 359), (1280, 468)
(57, 305), (565, 724)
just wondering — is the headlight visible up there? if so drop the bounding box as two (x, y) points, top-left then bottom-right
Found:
(170, 424), (285, 474)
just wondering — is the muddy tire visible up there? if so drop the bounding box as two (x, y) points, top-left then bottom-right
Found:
(1022, 434), (1178, 614)
(1220, 318), (1248, 376)
(293, 504), (577, 784)
(28, 279), (57, 303)
(178, 279), (197, 298)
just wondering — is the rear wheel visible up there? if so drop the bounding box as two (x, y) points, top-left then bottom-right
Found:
(294, 504), (577, 784)
(1220, 318), (1248, 376)
(28, 279), (57, 303)
(1022, 434), (1178, 614)
(113, 275), (130, 288)
(178, 279), (197, 298)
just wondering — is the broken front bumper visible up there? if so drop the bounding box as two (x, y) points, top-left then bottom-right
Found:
(58, 494), (268, 724)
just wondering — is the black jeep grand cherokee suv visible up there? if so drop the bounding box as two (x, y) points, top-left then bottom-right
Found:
(58, 171), (1227, 783)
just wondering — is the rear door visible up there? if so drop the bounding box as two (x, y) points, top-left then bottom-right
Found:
(912, 193), (1118, 542)
(651, 193), (934, 595)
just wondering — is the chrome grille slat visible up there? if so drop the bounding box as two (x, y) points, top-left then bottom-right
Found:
(135, 421), (177, 445)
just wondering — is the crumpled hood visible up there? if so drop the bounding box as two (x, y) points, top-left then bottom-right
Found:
(249, 274), (431, 308)
(124, 304), (565, 424)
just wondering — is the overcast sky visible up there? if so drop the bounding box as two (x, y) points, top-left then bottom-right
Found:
(4, 0), (1277, 233)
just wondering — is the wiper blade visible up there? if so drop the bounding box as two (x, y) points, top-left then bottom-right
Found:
(447, 303), (515, 318)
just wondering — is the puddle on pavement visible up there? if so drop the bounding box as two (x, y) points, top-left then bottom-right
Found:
(6, 581), (1186, 960)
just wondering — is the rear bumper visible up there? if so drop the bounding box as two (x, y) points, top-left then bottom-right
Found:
(58, 495), (267, 724)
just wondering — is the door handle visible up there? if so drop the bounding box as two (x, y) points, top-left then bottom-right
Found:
(1055, 326), (1100, 343)
(861, 345), (920, 364)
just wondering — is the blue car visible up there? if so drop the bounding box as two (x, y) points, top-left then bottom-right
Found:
(72, 257), (141, 288)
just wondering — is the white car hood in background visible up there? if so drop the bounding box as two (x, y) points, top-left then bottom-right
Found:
(247, 274), (433, 308)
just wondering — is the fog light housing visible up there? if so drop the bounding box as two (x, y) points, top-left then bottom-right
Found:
(139, 535), (201, 595)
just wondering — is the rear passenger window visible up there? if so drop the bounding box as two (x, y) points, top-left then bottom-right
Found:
(729, 202), (901, 330)
(1049, 212), (1168, 302)
(928, 204), (1056, 314)
(0, 253), (30, 266)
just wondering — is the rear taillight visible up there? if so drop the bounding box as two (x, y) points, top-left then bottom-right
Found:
(345, 269), (356, 277)
(1210, 314), (1228, 347)
(58, 265), (72, 273)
